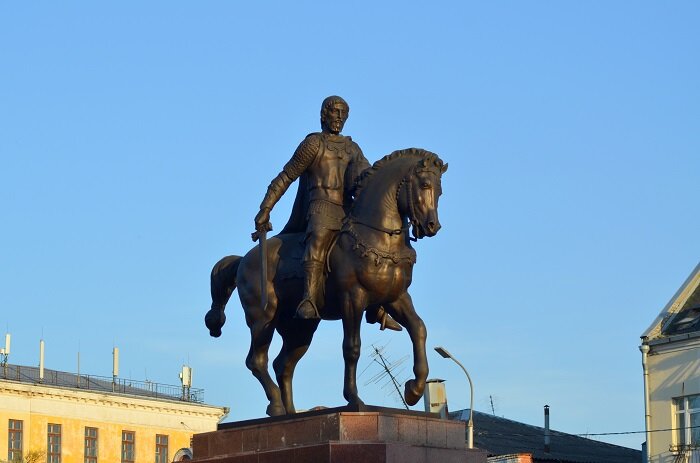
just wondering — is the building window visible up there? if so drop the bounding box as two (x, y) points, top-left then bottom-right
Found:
(121, 430), (135, 463)
(155, 434), (169, 463)
(47, 423), (62, 463)
(84, 427), (98, 463)
(8, 419), (23, 462)
(674, 395), (700, 448)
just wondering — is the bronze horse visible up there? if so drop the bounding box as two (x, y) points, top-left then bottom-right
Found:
(205, 148), (447, 416)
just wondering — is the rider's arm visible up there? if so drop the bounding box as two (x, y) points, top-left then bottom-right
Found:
(259, 134), (321, 212)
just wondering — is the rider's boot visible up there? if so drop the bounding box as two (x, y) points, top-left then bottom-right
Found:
(295, 260), (324, 319)
(366, 306), (403, 332)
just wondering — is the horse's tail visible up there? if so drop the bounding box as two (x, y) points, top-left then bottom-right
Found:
(205, 255), (242, 338)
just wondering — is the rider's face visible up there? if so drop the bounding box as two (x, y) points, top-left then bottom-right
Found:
(323, 103), (348, 134)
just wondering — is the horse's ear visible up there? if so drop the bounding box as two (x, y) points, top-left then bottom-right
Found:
(441, 163), (449, 174)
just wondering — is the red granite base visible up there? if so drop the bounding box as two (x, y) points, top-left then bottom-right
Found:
(191, 405), (487, 463)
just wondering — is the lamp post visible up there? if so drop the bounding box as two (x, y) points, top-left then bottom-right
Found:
(435, 346), (474, 449)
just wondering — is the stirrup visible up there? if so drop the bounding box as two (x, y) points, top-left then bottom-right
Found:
(295, 299), (320, 320)
(380, 312), (403, 332)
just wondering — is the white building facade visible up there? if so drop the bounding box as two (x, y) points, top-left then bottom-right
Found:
(641, 263), (700, 463)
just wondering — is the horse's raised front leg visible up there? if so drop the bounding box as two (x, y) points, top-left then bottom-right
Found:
(205, 255), (241, 337)
(341, 292), (366, 407)
(386, 292), (428, 406)
(273, 318), (320, 414)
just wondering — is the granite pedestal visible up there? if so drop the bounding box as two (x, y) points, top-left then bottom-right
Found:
(191, 405), (487, 463)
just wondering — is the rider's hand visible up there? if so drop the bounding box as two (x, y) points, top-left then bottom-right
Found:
(253, 207), (273, 241)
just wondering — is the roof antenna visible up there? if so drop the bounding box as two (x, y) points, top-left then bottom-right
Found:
(363, 344), (409, 409)
(39, 338), (45, 383)
(179, 365), (193, 401)
(77, 340), (81, 388)
(112, 347), (119, 392)
(0, 332), (10, 367)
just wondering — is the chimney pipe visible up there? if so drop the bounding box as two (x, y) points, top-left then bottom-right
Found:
(423, 379), (448, 419)
(544, 404), (551, 453)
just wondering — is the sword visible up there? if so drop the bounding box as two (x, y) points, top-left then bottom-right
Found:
(252, 227), (269, 311)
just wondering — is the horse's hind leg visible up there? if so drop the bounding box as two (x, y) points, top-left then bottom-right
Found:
(273, 319), (320, 414)
(385, 292), (428, 406)
(245, 314), (285, 417)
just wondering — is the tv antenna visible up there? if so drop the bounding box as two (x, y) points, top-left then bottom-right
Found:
(362, 344), (409, 409)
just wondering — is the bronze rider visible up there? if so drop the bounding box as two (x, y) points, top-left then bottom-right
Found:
(253, 96), (400, 331)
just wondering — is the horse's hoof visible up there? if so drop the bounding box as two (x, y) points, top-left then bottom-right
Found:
(266, 403), (287, 417)
(348, 398), (366, 407)
(404, 379), (423, 406)
(205, 308), (226, 338)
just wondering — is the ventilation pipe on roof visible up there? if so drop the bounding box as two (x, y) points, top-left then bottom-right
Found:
(544, 405), (551, 453)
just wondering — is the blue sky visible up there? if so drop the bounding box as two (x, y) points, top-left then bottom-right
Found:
(1, 1), (698, 450)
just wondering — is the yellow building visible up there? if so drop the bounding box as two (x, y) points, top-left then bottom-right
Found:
(0, 363), (228, 463)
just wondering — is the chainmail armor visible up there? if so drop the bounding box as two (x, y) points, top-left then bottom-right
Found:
(259, 134), (322, 210)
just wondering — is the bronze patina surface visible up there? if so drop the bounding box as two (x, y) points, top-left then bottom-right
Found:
(205, 97), (447, 416)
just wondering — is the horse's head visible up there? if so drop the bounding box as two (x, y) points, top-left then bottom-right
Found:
(402, 154), (448, 240)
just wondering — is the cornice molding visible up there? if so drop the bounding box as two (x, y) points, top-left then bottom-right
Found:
(0, 380), (225, 419)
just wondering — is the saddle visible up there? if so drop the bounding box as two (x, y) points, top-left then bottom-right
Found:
(275, 229), (345, 282)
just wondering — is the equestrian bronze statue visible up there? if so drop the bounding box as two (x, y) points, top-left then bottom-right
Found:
(205, 96), (447, 416)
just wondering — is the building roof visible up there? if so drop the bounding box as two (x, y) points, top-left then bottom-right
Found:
(642, 261), (700, 341)
(0, 363), (205, 404)
(450, 409), (641, 463)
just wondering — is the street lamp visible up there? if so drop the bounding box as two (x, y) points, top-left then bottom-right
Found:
(434, 346), (474, 449)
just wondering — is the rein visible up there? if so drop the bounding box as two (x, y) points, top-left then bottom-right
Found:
(346, 216), (409, 236)
(403, 170), (421, 241)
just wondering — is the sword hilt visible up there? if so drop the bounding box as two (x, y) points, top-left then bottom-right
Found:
(252, 223), (272, 242)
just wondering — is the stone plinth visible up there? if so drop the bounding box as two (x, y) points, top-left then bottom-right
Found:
(192, 405), (488, 463)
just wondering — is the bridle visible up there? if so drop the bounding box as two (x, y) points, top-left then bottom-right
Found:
(400, 163), (442, 241)
(346, 165), (420, 241)
(341, 161), (440, 265)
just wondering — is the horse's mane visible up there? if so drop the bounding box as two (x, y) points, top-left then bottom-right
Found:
(353, 148), (444, 197)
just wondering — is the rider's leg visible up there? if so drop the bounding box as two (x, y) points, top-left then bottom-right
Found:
(365, 306), (403, 332)
(295, 227), (336, 319)
(295, 259), (325, 319)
